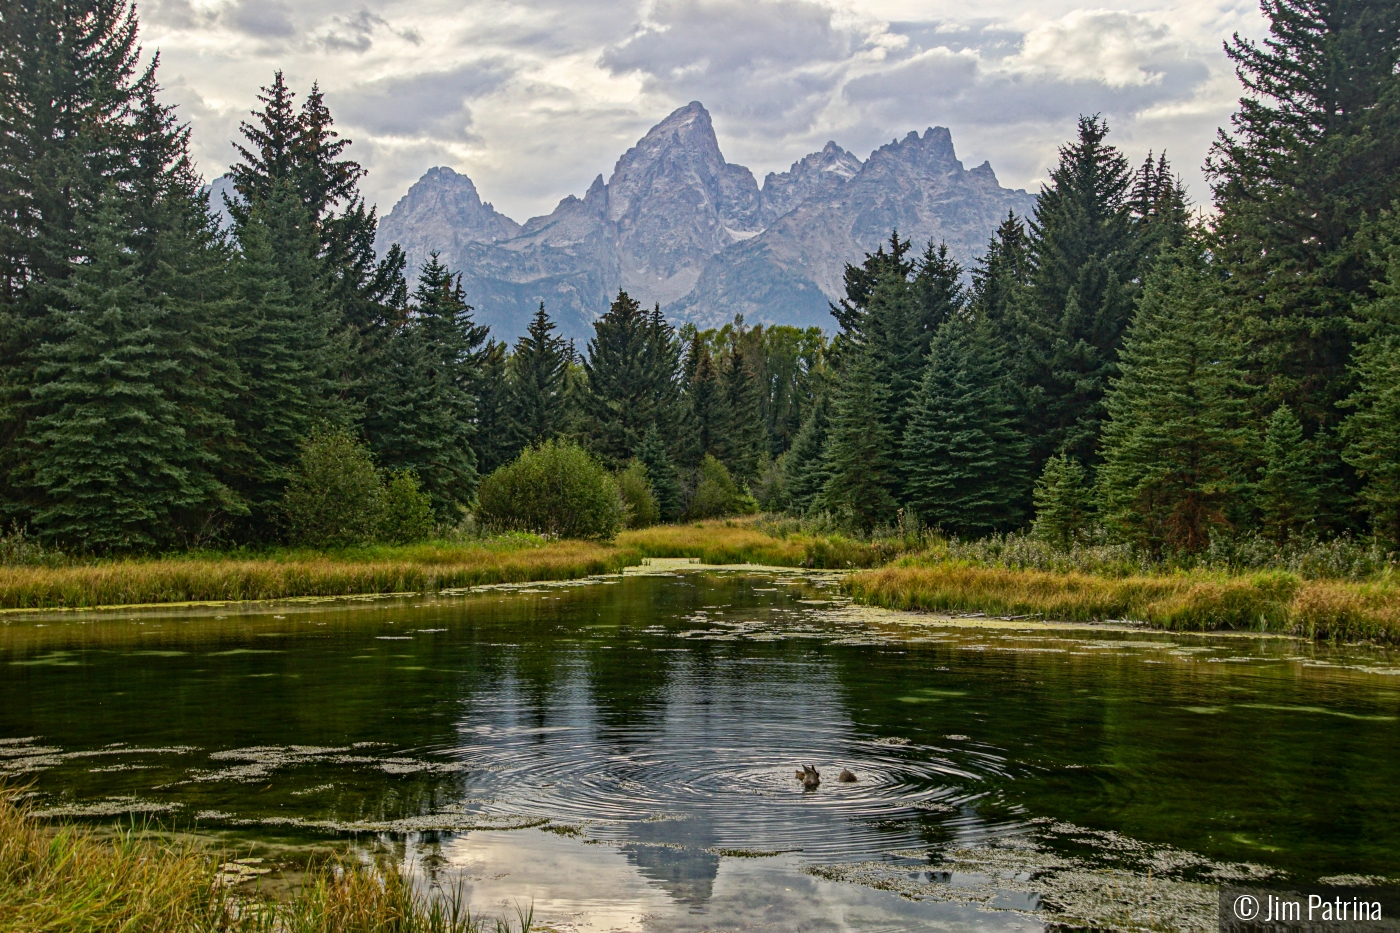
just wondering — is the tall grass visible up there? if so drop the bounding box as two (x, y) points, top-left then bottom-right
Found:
(0, 788), (530, 932)
(619, 516), (924, 568)
(846, 562), (1400, 642)
(0, 539), (641, 610)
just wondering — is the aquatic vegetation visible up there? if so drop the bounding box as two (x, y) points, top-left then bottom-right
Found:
(0, 789), (533, 932)
(846, 561), (1400, 642)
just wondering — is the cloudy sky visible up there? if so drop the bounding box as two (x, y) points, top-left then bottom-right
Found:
(142, 0), (1267, 222)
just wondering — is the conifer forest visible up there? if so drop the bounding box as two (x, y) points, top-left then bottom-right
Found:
(2, 0), (1399, 563)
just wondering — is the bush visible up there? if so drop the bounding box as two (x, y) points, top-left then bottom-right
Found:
(281, 430), (384, 548)
(378, 471), (435, 544)
(476, 441), (625, 540)
(616, 461), (660, 528)
(685, 455), (757, 520)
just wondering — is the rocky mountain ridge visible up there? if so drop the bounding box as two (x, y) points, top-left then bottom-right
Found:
(376, 101), (1037, 340)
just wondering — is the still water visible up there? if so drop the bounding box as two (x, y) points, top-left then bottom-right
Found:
(2, 564), (1399, 931)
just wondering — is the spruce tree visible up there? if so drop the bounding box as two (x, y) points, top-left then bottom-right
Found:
(971, 212), (1032, 330)
(720, 344), (764, 483)
(1209, 0), (1400, 432)
(1341, 215), (1400, 546)
(509, 303), (571, 448)
(637, 425), (682, 522)
(1013, 116), (1147, 469)
(364, 257), (480, 520)
(820, 347), (899, 529)
(582, 292), (682, 465)
(1032, 454), (1093, 549)
(1259, 405), (1324, 543)
(473, 340), (516, 476)
(902, 313), (1029, 537)
(783, 392), (830, 515)
(1096, 243), (1254, 553)
(24, 198), (226, 551)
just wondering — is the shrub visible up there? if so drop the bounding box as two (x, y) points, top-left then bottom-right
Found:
(281, 430), (384, 548)
(378, 471), (435, 544)
(685, 455), (757, 520)
(476, 440), (625, 540)
(616, 461), (660, 528)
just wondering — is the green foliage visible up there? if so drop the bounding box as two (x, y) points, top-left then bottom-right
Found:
(582, 292), (683, 466)
(902, 313), (1029, 537)
(509, 303), (573, 448)
(364, 255), (480, 520)
(377, 470), (434, 545)
(1011, 116), (1153, 469)
(719, 344), (764, 482)
(686, 455), (756, 520)
(476, 441), (624, 540)
(782, 392), (830, 515)
(281, 430), (385, 548)
(472, 340), (517, 476)
(820, 349), (900, 529)
(1209, 0), (1400, 433)
(1032, 454), (1093, 550)
(636, 425), (682, 521)
(1096, 245), (1254, 553)
(616, 461), (660, 529)
(1259, 405), (1325, 543)
(1342, 220), (1400, 545)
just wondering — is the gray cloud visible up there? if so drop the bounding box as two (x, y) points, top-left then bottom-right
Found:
(602, 0), (862, 133)
(330, 62), (513, 140)
(225, 0), (296, 38)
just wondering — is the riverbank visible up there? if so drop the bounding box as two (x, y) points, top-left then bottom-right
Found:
(845, 560), (1400, 642)
(0, 520), (905, 611)
(0, 790), (522, 932)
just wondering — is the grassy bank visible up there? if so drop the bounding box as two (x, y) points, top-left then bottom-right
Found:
(0, 790), (525, 932)
(618, 517), (919, 568)
(845, 560), (1400, 642)
(0, 519), (920, 611)
(0, 537), (639, 610)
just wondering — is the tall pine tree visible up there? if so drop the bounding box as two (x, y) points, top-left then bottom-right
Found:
(509, 303), (572, 449)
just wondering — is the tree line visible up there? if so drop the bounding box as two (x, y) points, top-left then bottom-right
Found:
(2, 0), (1398, 554)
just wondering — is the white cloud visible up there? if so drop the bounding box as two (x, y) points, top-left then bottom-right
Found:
(140, 0), (1267, 219)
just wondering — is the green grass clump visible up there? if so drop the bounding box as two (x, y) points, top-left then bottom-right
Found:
(0, 789), (531, 932)
(619, 516), (921, 568)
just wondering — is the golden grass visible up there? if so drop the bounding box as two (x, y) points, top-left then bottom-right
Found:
(845, 560), (1400, 642)
(0, 788), (526, 932)
(0, 539), (640, 611)
(618, 518), (905, 568)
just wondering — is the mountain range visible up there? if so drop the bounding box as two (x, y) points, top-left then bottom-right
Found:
(375, 102), (1037, 341)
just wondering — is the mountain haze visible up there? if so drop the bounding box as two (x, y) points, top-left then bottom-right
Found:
(377, 102), (1036, 340)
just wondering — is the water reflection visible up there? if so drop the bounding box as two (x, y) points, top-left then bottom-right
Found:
(2, 568), (1399, 929)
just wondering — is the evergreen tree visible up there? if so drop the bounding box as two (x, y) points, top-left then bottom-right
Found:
(783, 392), (830, 515)
(820, 347), (900, 529)
(1032, 454), (1093, 549)
(1209, 0), (1400, 432)
(363, 257), (481, 520)
(971, 212), (1032, 329)
(509, 303), (572, 448)
(686, 341), (727, 462)
(1013, 116), (1147, 469)
(223, 192), (350, 530)
(1096, 244), (1254, 553)
(1259, 405), (1324, 542)
(473, 340), (516, 476)
(720, 344), (764, 483)
(637, 425), (682, 522)
(0, 0), (148, 513)
(902, 314), (1029, 537)
(1341, 214), (1400, 546)
(23, 198), (229, 551)
(582, 292), (682, 465)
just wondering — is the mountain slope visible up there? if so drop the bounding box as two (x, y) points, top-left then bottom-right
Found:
(375, 104), (1035, 340)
